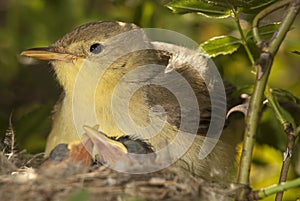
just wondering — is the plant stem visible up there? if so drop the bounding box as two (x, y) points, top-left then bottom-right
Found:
(252, 0), (294, 47)
(265, 87), (298, 201)
(232, 9), (255, 65)
(275, 135), (295, 201)
(267, 1), (300, 53)
(251, 177), (300, 200)
(237, 52), (272, 185)
(237, 1), (300, 199)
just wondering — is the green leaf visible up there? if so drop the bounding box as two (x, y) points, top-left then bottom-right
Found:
(203, 0), (252, 8)
(271, 88), (300, 105)
(208, 0), (279, 13)
(166, 0), (232, 18)
(165, 0), (279, 17)
(240, 0), (280, 13)
(200, 36), (241, 57)
(246, 23), (281, 41)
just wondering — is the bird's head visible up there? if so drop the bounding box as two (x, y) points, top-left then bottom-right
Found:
(20, 21), (156, 94)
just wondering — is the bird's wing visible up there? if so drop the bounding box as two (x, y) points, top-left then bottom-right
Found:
(147, 42), (213, 135)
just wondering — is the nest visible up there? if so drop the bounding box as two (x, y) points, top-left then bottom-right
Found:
(0, 151), (243, 201)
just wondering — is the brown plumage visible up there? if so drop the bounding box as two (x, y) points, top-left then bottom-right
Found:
(21, 21), (237, 181)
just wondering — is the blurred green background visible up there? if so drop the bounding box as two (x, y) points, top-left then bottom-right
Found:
(0, 0), (299, 200)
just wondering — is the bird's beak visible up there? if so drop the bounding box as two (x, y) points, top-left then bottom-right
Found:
(20, 47), (83, 62)
(82, 126), (128, 161)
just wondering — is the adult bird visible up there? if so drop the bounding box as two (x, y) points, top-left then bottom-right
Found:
(21, 21), (237, 181)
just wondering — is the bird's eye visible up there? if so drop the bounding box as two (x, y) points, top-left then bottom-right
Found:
(89, 43), (102, 54)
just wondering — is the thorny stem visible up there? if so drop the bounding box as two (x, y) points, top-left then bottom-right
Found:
(265, 87), (299, 201)
(275, 130), (296, 201)
(237, 52), (272, 185)
(237, 0), (300, 200)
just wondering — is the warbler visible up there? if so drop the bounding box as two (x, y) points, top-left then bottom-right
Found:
(21, 21), (237, 181)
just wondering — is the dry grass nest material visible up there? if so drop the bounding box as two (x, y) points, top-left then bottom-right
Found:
(0, 150), (243, 201)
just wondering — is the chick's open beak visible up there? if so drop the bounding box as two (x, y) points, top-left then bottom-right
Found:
(82, 126), (128, 164)
(21, 47), (83, 62)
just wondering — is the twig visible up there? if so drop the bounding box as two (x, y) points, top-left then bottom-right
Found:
(237, 0), (300, 199)
(252, 0), (294, 47)
(251, 177), (300, 200)
(265, 87), (299, 200)
(275, 126), (297, 201)
(232, 8), (255, 65)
